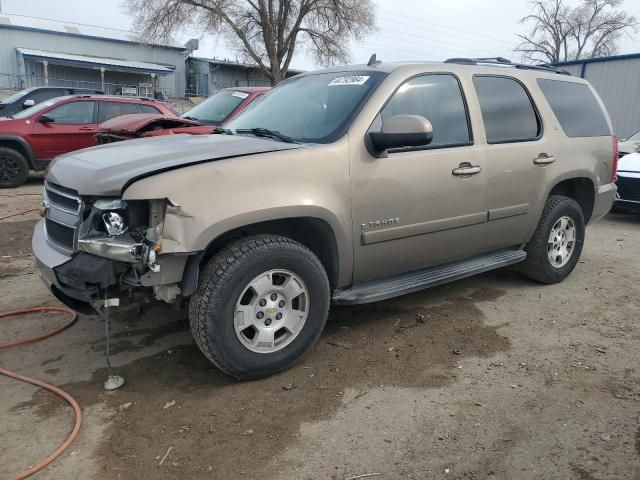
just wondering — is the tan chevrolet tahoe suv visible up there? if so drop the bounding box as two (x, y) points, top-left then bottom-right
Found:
(34, 57), (617, 379)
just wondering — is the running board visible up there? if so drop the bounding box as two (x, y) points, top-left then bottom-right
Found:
(332, 248), (526, 305)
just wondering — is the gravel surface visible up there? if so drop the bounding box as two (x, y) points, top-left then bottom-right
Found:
(1, 179), (639, 479)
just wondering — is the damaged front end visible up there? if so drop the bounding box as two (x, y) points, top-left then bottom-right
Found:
(34, 181), (189, 314)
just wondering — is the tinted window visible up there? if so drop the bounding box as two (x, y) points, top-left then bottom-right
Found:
(29, 90), (63, 104)
(473, 76), (540, 143)
(537, 79), (610, 137)
(139, 104), (161, 114)
(381, 74), (471, 147)
(46, 101), (96, 124)
(98, 101), (142, 123)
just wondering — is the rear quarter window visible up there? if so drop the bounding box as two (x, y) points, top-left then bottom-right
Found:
(537, 79), (610, 137)
(139, 104), (162, 114)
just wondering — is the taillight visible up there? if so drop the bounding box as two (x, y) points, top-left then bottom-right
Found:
(611, 136), (619, 182)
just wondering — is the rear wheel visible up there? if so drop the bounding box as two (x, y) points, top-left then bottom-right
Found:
(520, 195), (585, 284)
(0, 147), (29, 188)
(189, 234), (330, 379)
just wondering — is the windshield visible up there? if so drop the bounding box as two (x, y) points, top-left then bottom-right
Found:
(0, 89), (32, 105)
(628, 130), (640, 142)
(12, 99), (58, 119)
(183, 90), (248, 124)
(226, 71), (386, 143)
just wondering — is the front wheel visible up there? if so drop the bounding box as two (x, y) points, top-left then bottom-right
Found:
(0, 147), (29, 188)
(520, 195), (585, 284)
(189, 235), (330, 379)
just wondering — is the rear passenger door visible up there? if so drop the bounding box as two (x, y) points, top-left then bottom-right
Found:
(472, 75), (553, 249)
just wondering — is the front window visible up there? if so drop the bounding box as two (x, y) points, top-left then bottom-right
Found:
(183, 90), (249, 124)
(226, 71), (386, 143)
(45, 101), (96, 124)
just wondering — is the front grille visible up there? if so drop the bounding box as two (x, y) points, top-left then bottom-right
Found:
(45, 218), (75, 252)
(616, 176), (640, 202)
(45, 182), (81, 213)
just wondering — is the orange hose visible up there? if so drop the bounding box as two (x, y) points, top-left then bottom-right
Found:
(0, 307), (82, 480)
(0, 208), (40, 221)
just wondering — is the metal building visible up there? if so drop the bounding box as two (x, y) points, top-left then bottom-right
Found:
(0, 13), (187, 97)
(187, 57), (303, 96)
(552, 53), (640, 138)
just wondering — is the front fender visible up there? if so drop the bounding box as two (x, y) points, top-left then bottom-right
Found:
(123, 141), (354, 286)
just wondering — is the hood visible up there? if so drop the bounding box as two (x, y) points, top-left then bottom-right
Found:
(618, 152), (640, 175)
(46, 133), (302, 196)
(99, 113), (198, 134)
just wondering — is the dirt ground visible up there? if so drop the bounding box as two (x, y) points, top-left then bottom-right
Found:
(1, 177), (639, 480)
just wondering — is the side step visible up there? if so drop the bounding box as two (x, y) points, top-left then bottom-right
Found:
(332, 248), (526, 305)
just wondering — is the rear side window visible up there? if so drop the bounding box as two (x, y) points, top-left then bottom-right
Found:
(537, 79), (610, 137)
(98, 101), (142, 123)
(139, 104), (162, 114)
(473, 76), (541, 144)
(381, 74), (471, 147)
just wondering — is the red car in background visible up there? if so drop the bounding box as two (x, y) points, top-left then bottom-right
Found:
(96, 87), (268, 144)
(0, 94), (176, 187)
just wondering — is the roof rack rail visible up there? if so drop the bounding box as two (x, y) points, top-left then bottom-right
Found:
(444, 57), (571, 75)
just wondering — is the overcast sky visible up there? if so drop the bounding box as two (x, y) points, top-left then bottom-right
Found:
(2, 0), (640, 70)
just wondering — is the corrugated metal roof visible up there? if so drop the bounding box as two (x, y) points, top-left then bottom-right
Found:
(0, 13), (185, 50)
(17, 48), (176, 74)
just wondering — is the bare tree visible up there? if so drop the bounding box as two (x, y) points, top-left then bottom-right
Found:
(516, 0), (638, 63)
(125, 0), (376, 85)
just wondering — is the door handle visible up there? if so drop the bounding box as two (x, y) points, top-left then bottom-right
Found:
(79, 126), (95, 131)
(534, 153), (555, 165)
(452, 163), (482, 176)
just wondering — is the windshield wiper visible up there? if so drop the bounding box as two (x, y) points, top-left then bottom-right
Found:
(212, 127), (233, 135)
(182, 115), (199, 121)
(235, 127), (296, 143)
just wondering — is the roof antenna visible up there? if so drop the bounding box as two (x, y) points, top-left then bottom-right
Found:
(367, 53), (380, 66)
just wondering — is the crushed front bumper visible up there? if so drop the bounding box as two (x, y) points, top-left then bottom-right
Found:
(33, 219), (129, 312)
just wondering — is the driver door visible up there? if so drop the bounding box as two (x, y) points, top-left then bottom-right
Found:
(29, 100), (97, 159)
(350, 73), (490, 283)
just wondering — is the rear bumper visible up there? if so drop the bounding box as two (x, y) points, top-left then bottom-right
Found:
(590, 182), (616, 223)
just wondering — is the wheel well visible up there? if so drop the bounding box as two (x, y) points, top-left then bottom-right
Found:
(200, 217), (340, 290)
(0, 140), (32, 168)
(549, 178), (595, 223)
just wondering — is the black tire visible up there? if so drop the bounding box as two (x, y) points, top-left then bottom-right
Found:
(520, 195), (585, 284)
(0, 147), (29, 188)
(189, 234), (330, 379)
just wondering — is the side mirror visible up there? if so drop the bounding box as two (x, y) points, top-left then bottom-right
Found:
(37, 115), (55, 124)
(22, 99), (35, 109)
(368, 114), (434, 155)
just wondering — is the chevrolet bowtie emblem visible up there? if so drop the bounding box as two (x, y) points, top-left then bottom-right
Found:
(266, 307), (279, 314)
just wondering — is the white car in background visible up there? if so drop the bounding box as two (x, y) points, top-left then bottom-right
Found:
(618, 130), (640, 156)
(614, 152), (640, 211)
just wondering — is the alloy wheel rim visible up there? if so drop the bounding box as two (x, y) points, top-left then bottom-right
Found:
(234, 269), (309, 353)
(547, 215), (576, 268)
(0, 156), (20, 184)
